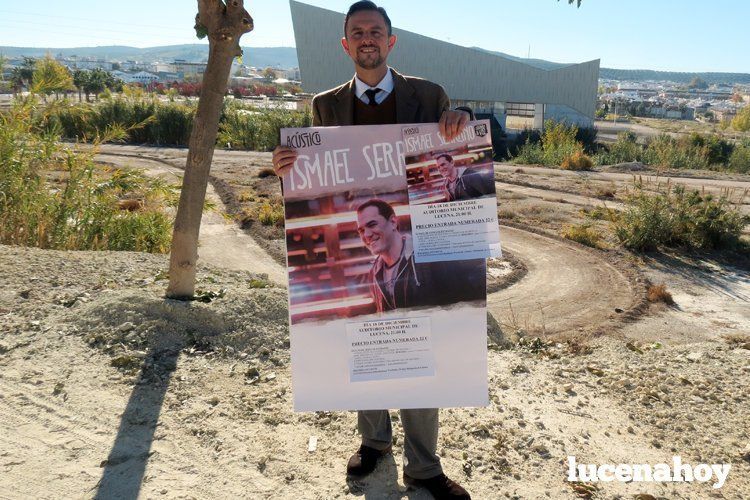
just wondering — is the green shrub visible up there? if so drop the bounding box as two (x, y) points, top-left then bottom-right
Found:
(561, 223), (602, 248)
(575, 126), (598, 153)
(514, 141), (544, 165)
(218, 103), (311, 151)
(561, 150), (593, 171)
(540, 120), (581, 166)
(0, 98), (174, 253)
(42, 93), (195, 146)
(512, 120), (585, 167)
(595, 131), (642, 165)
(150, 102), (194, 145)
(731, 105), (750, 132)
(46, 94), (311, 149)
(508, 128), (542, 157)
(611, 192), (673, 251)
(687, 132), (733, 166)
(612, 184), (746, 252)
(672, 188), (746, 249)
(642, 134), (709, 170)
(728, 139), (750, 174)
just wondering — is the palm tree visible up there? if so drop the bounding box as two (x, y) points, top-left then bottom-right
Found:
(10, 57), (36, 94)
(73, 70), (88, 102)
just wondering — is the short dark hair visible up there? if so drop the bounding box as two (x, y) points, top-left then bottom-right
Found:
(435, 153), (454, 163)
(344, 1), (392, 37)
(357, 198), (395, 221)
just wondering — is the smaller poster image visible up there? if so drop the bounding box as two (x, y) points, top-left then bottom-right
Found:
(404, 140), (495, 206)
(402, 121), (502, 263)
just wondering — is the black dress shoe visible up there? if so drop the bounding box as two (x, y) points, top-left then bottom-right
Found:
(346, 444), (392, 476)
(403, 472), (471, 499)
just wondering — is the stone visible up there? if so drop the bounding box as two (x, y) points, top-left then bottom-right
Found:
(686, 352), (703, 362)
(533, 444), (550, 458)
(117, 322), (136, 333)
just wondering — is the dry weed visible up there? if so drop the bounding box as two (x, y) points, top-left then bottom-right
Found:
(647, 283), (675, 305)
(257, 167), (276, 178)
(561, 223), (603, 248)
(561, 151), (594, 171)
(595, 184), (617, 199)
(722, 333), (750, 350)
(555, 332), (594, 356)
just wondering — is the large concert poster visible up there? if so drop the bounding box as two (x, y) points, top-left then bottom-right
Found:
(280, 122), (495, 411)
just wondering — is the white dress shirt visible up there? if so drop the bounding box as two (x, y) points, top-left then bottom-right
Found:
(354, 69), (395, 105)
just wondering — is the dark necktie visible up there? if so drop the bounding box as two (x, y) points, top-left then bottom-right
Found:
(364, 88), (382, 106)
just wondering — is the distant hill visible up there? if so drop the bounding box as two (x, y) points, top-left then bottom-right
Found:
(474, 48), (750, 84)
(471, 47), (573, 71)
(3, 45), (749, 85)
(599, 68), (750, 85)
(0, 45), (298, 69)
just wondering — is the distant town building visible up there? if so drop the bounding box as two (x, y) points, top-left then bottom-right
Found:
(120, 60), (146, 71)
(115, 71), (159, 85)
(284, 67), (301, 81)
(57, 56), (113, 71)
(172, 59), (208, 77)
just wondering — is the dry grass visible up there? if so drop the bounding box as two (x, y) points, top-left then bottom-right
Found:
(237, 190), (255, 203)
(561, 223), (603, 248)
(722, 333), (750, 350)
(257, 201), (285, 227)
(595, 184), (617, 199)
(555, 332), (594, 356)
(561, 151), (594, 171)
(257, 167), (276, 178)
(647, 283), (675, 305)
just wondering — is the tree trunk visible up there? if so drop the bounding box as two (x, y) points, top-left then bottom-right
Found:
(166, 0), (253, 299)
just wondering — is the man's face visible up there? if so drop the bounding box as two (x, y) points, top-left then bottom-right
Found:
(341, 10), (396, 71)
(436, 156), (457, 179)
(356, 206), (399, 256)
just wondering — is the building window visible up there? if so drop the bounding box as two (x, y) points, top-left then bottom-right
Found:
(505, 102), (537, 130)
(505, 102), (535, 117)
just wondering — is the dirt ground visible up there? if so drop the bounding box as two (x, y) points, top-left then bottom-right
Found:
(1, 146), (749, 499)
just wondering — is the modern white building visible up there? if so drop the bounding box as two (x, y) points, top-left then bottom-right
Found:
(290, 1), (599, 131)
(57, 57), (114, 71)
(115, 71), (159, 85)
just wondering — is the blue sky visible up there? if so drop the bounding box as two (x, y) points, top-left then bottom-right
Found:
(1, 0), (748, 72)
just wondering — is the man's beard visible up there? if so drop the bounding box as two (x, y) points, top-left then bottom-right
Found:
(356, 50), (384, 70)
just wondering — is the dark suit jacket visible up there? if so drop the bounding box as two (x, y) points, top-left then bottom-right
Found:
(450, 169), (496, 201)
(311, 68), (450, 126)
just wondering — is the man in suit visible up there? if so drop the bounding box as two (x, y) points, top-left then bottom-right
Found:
(435, 153), (496, 202)
(274, 2), (473, 498)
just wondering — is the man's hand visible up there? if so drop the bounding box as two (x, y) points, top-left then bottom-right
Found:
(439, 109), (470, 142)
(272, 145), (298, 177)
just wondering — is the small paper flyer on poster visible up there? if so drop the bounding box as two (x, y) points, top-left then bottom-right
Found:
(402, 120), (502, 262)
(280, 123), (493, 412)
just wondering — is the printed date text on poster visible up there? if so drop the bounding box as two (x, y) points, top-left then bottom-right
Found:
(347, 317), (434, 382)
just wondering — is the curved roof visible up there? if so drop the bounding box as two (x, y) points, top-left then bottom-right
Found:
(290, 1), (599, 118)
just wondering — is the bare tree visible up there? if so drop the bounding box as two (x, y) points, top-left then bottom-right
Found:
(167, 0), (253, 298)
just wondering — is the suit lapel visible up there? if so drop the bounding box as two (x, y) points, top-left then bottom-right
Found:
(392, 69), (419, 124)
(332, 77), (355, 126)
